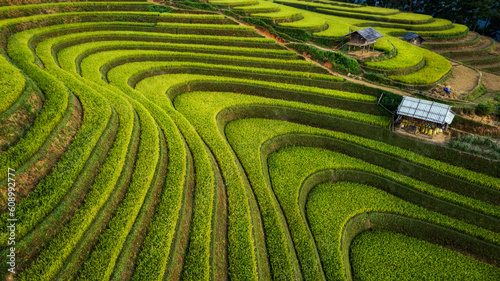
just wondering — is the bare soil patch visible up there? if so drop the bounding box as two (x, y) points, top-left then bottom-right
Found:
(348, 49), (384, 60)
(462, 113), (500, 128)
(444, 62), (480, 96)
(481, 72), (500, 92)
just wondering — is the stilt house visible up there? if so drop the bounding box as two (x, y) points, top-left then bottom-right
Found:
(402, 32), (425, 46)
(343, 27), (383, 54)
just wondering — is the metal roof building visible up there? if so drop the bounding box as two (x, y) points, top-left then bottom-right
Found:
(343, 27), (384, 53)
(344, 27), (384, 42)
(402, 32), (421, 40)
(402, 32), (425, 46)
(397, 96), (455, 126)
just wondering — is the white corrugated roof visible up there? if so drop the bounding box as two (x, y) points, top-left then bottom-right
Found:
(445, 110), (456, 124)
(397, 96), (455, 124)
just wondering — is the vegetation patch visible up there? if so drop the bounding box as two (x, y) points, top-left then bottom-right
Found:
(0, 1), (498, 279)
(390, 49), (452, 84)
(351, 229), (500, 280)
(450, 134), (500, 160)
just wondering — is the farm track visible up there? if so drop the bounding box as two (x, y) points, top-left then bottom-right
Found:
(0, 1), (499, 280)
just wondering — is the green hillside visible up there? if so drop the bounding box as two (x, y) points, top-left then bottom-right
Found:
(0, 0), (498, 280)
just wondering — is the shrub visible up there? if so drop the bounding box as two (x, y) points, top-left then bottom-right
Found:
(457, 141), (471, 151)
(148, 4), (173, 13)
(176, 0), (217, 11)
(470, 134), (479, 144)
(470, 146), (482, 154)
(287, 43), (361, 74)
(379, 91), (402, 112)
(475, 102), (496, 115)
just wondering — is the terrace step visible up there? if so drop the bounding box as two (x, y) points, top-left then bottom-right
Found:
(0, 1), (154, 19)
(0, 84), (44, 155)
(234, 0), (280, 13)
(435, 36), (495, 60)
(460, 54), (500, 65)
(437, 36), (496, 59)
(252, 5), (304, 23)
(424, 31), (479, 45)
(423, 32), (480, 50)
(111, 124), (169, 279)
(3, 1), (500, 279)
(478, 64), (500, 75)
(1, 105), (118, 274)
(53, 109), (141, 280)
(0, 92), (79, 211)
(209, 0), (259, 8)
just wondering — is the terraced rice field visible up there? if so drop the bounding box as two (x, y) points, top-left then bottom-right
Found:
(0, 0), (499, 280)
(227, 0), (499, 88)
(225, 0), (456, 87)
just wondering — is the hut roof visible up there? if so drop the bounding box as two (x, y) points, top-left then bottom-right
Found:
(397, 96), (455, 125)
(402, 32), (424, 41)
(343, 27), (383, 42)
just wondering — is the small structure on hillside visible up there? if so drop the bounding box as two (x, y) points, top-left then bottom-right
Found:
(342, 27), (383, 54)
(395, 96), (455, 138)
(402, 32), (425, 46)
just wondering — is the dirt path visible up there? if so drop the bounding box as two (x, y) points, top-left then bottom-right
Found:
(225, 14), (410, 96)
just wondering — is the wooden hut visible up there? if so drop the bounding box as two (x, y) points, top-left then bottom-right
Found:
(402, 32), (425, 46)
(395, 96), (455, 138)
(342, 27), (383, 54)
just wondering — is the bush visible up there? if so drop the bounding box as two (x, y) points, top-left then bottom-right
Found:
(457, 141), (471, 151)
(286, 43), (361, 74)
(363, 72), (387, 83)
(175, 0), (217, 11)
(276, 27), (312, 42)
(470, 146), (482, 154)
(469, 134), (479, 144)
(475, 102), (496, 115)
(148, 4), (173, 13)
(379, 91), (402, 112)
(489, 151), (500, 160)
